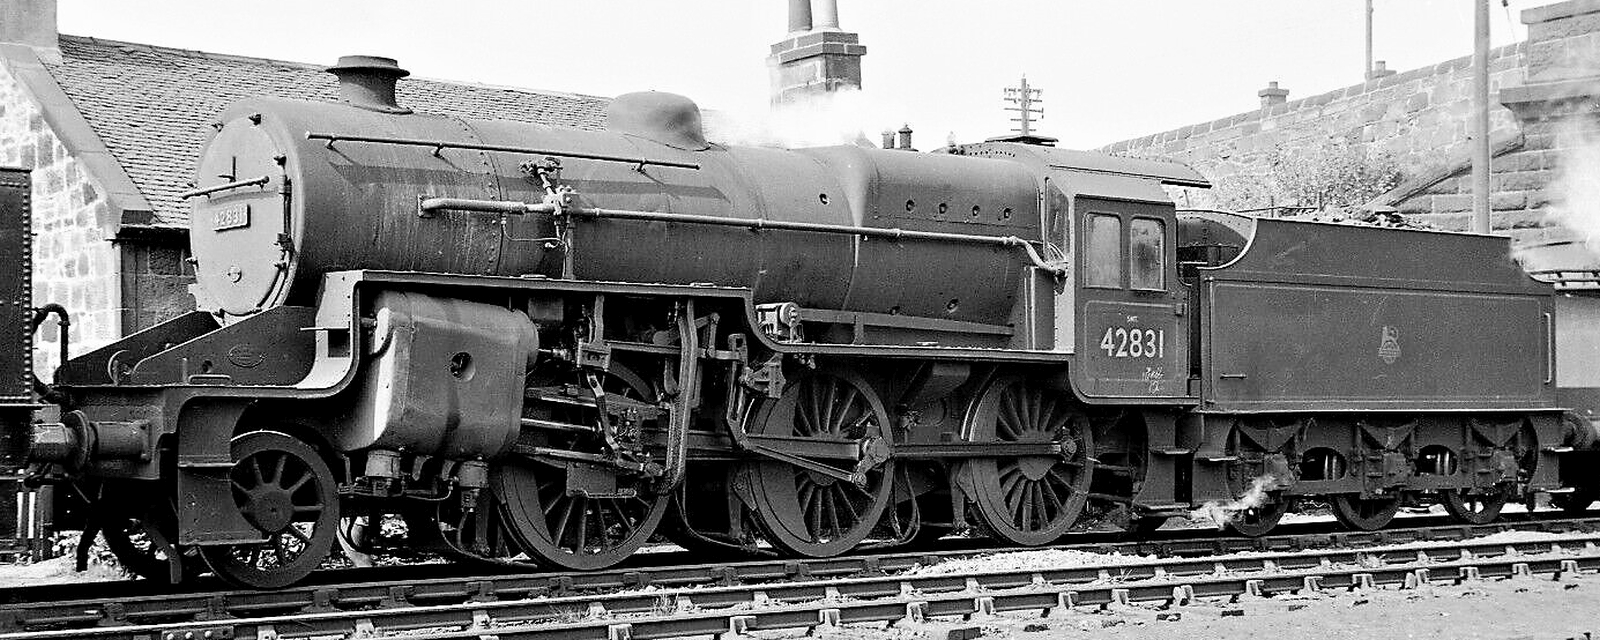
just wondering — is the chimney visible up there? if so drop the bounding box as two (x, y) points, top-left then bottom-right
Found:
(881, 130), (894, 149)
(768, 0), (867, 105)
(896, 124), (914, 151)
(0, 0), (58, 53)
(326, 55), (411, 113)
(813, 0), (841, 31)
(1367, 60), (1396, 81)
(787, 0), (813, 33)
(1258, 81), (1289, 108)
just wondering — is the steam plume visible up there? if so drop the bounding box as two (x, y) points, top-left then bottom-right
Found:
(1545, 124), (1600, 251)
(706, 88), (898, 149)
(1188, 474), (1277, 529)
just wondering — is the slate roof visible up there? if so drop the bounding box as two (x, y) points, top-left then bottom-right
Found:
(39, 35), (610, 229)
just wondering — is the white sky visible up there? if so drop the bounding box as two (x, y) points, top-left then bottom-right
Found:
(59, 0), (1543, 149)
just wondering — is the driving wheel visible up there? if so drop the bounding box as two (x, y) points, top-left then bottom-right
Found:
(496, 362), (670, 570)
(962, 376), (1094, 546)
(739, 368), (895, 557)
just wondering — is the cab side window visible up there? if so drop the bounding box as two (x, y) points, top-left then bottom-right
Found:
(1129, 217), (1165, 290)
(1085, 213), (1122, 288)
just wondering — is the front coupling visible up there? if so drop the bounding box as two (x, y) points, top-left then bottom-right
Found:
(29, 410), (149, 470)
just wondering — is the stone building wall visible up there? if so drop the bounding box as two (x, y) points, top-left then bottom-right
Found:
(117, 238), (194, 334)
(0, 62), (122, 379)
(1101, 43), (1545, 235)
(1500, 0), (1600, 248)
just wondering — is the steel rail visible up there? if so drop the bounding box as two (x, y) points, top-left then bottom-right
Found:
(1, 514), (1596, 631)
(3, 514), (1599, 636)
(5, 532), (1597, 640)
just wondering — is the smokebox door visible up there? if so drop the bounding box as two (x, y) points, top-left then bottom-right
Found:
(190, 117), (293, 316)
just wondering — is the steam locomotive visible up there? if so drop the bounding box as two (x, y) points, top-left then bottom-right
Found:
(10, 55), (1595, 589)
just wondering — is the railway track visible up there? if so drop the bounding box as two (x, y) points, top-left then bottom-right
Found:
(2, 513), (1598, 639)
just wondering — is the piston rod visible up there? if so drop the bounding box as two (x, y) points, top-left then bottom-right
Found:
(418, 197), (1068, 277)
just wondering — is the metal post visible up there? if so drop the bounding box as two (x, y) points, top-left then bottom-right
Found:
(1472, 0), (1492, 234)
(1365, 0), (1374, 80)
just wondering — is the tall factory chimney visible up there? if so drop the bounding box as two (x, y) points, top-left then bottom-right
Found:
(768, 0), (867, 106)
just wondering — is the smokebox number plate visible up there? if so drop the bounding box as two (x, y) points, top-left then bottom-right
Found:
(213, 203), (250, 231)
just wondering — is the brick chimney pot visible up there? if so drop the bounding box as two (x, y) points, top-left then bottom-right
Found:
(1258, 81), (1290, 108)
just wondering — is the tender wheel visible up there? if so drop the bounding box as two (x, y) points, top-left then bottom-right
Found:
(962, 376), (1093, 546)
(497, 362), (671, 570)
(740, 368), (895, 557)
(199, 431), (340, 589)
(1224, 497), (1291, 537)
(1440, 485), (1514, 525)
(1330, 494), (1402, 531)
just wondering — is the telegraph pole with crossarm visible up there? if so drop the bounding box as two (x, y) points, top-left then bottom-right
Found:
(1003, 76), (1044, 136)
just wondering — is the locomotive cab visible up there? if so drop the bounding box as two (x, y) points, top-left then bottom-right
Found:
(949, 142), (1209, 403)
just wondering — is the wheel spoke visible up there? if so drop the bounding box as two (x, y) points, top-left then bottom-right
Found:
(808, 484), (824, 541)
(1038, 393), (1058, 434)
(808, 380), (826, 437)
(1039, 478), (1062, 516)
(574, 496), (589, 553)
(834, 485), (860, 524)
(285, 472), (312, 495)
(998, 397), (1024, 440)
(603, 500), (632, 537)
(822, 380), (842, 434)
(593, 499), (612, 547)
(822, 489), (839, 540)
(796, 397), (817, 436)
(250, 456), (266, 486)
(286, 524), (313, 545)
(270, 453), (289, 487)
(1010, 483), (1029, 527)
(539, 481), (565, 515)
(552, 499), (575, 548)
(1020, 389), (1038, 435)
